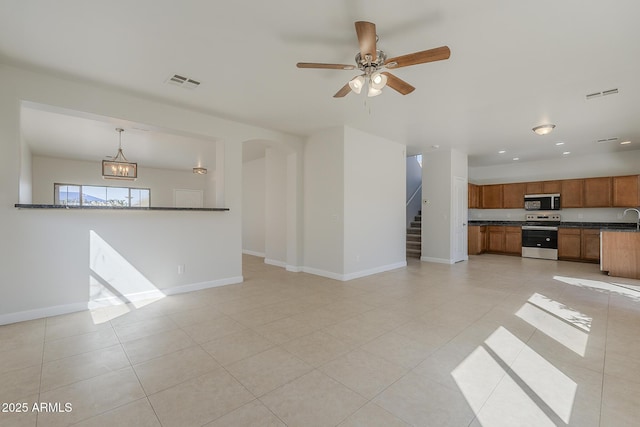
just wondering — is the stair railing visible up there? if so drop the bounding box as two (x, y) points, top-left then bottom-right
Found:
(406, 184), (422, 207)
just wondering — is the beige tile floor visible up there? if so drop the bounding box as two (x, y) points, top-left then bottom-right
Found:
(1, 254), (640, 426)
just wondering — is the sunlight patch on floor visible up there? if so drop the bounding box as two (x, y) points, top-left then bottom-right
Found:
(554, 275), (640, 302)
(88, 230), (165, 323)
(516, 301), (588, 356)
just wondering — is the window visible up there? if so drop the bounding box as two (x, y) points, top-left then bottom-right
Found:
(54, 183), (150, 207)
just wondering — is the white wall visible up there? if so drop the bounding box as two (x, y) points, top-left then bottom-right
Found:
(242, 157), (265, 256)
(303, 126), (406, 280)
(343, 127), (406, 278)
(421, 149), (469, 264)
(469, 150), (640, 184)
(0, 63), (302, 324)
(19, 138), (32, 204)
(303, 127), (345, 277)
(265, 148), (287, 266)
(32, 156), (212, 207)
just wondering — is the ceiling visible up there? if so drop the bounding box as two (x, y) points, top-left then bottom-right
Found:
(2, 0), (640, 168)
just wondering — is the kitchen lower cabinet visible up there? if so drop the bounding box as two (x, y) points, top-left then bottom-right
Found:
(487, 226), (505, 253)
(558, 228), (582, 260)
(504, 226), (522, 255)
(581, 229), (601, 262)
(558, 228), (600, 263)
(486, 225), (521, 255)
(468, 225), (486, 255)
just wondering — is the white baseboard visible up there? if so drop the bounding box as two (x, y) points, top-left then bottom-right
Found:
(163, 276), (244, 296)
(420, 256), (455, 264)
(301, 266), (344, 281)
(0, 276), (244, 326)
(0, 302), (87, 326)
(303, 261), (407, 282)
(264, 258), (286, 268)
(242, 250), (265, 257)
(286, 265), (303, 273)
(342, 261), (407, 281)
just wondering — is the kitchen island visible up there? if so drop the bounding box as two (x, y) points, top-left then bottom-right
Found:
(601, 230), (640, 279)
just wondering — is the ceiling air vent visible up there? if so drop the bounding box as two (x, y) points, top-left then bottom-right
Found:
(596, 137), (619, 144)
(165, 74), (201, 89)
(586, 88), (618, 100)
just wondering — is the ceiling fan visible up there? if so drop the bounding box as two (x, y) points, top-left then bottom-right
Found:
(297, 21), (450, 98)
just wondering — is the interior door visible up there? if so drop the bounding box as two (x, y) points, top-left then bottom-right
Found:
(453, 176), (468, 262)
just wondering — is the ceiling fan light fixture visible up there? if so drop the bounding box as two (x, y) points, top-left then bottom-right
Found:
(532, 124), (556, 135)
(348, 75), (365, 94)
(367, 86), (383, 97)
(370, 71), (387, 90)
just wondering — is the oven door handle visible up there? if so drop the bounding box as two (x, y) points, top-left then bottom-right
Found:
(522, 226), (559, 231)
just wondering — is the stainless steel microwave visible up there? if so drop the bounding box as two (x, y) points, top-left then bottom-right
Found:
(524, 193), (561, 211)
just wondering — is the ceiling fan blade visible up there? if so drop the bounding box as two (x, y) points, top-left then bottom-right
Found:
(297, 62), (356, 70)
(385, 46), (450, 69)
(355, 21), (377, 62)
(333, 83), (352, 98)
(382, 72), (415, 95)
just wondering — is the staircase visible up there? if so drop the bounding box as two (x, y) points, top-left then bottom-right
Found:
(406, 210), (421, 259)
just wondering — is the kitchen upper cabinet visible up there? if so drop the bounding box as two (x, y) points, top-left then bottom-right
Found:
(558, 228), (582, 260)
(613, 175), (640, 207)
(584, 177), (612, 207)
(503, 183), (526, 208)
(482, 185), (503, 209)
(504, 226), (522, 254)
(526, 182), (543, 194)
(542, 181), (562, 194)
(468, 183), (482, 209)
(561, 179), (584, 208)
(581, 229), (600, 262)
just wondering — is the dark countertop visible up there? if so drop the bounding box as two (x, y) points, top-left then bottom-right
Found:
(15, 204), (229, 212)
(468, 220), (637, 231)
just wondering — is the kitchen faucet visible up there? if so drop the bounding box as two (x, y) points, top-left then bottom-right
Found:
(623, 208), (640, 231)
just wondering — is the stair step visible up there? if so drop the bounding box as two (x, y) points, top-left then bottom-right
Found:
(407, 227), (421, 235)
(406, 248), (421, 258)
(415, 215), (421, 221)
(410, 221), (421, 228)
(406, 241), (421, 249)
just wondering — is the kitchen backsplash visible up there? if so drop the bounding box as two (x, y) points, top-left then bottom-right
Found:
(468, 207), (638, 223)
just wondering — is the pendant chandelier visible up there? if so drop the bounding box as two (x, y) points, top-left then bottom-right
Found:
(102, 128), (137, 180)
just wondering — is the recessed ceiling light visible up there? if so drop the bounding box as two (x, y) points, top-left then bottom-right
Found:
(498, 150), (506, 154)
(555, 142), (565, 146)
(621, 140), (631, 145)
(532, 124), (555, 135)
(513, 157), (519, 161)
(431, 145), (440, 149)
(562, 151), (571, 155)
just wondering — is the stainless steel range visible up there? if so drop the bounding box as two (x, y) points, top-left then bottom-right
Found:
(521, 213), (561, 260)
